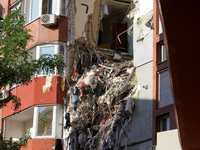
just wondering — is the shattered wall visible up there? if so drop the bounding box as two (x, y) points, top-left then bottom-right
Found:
(74, 0), (103, 46)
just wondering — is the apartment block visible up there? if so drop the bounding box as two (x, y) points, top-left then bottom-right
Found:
(0, 0), (67, 149)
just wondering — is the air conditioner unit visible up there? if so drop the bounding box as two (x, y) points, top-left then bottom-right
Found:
(0, 3), (4, 20)
(41, 14), (57, 26)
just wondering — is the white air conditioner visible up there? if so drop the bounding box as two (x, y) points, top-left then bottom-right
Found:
(0, 3), (4, 20)
(41, 14), (57, 26)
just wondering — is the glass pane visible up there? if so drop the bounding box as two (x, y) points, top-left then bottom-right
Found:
(60, 46), (64, 55)
(31, 0), (40, 21)
(42, 0), (52, 14)
(25, 0), (30, 23)
(38, 106), (53, 136)
(41, 46), (55, 56)
(48, 0), (52, 14)
(159, 16), (163, 34)
(40, 46), (55, 74)
(161, 117), (170, 131)
(61, 0), (66, 14)
(161, 45), (167, 62)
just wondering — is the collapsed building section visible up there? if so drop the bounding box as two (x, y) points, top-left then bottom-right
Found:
(64, 0), (154, 149)
(65, 0), (136, 82)
(63, 44), (139, 149)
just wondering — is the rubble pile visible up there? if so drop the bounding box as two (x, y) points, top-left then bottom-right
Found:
(64, 44), (139, 150)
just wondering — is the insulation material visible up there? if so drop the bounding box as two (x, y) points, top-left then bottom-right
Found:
(43, 76), (53, 93)
(61, 76), (66, 91)
(136, 10), (153, 42)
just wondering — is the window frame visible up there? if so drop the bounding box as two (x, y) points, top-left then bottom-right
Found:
(33, 105), (57, 139)
(160, 114), (170, 132)
(36, 44), (66, 76)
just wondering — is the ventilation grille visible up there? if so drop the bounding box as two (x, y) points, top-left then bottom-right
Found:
(41, 15), (50, 23)
(41, 14), (57, 26)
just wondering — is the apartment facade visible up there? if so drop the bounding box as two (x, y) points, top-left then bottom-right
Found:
(0, 0), (68, 149)
(152, 0), (181, 149)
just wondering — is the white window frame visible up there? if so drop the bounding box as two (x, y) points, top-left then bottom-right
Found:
(161, 44), (167, 62)
(32, 105), (57, 139)
(11, 0), (64, 25)
(36, 44), (66, 76)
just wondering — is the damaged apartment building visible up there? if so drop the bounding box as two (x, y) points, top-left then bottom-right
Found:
(0, 0), (180, 150)
(64, 0), (155, 150)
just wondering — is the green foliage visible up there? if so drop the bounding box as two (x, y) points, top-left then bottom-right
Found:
(0, 134), (21, 150)
(38, 54), (65, 76)
(19, 129), (31, 147)
(0, 8), (36, 89)
(0, 8), (65, 110)
(0, 129), (31, 149)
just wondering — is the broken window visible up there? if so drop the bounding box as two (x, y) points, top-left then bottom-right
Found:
(37, 106), (53, 136)
(97, 1), (131, 53)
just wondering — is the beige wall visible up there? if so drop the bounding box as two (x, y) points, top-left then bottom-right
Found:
(75, 0), (104, 45)
(156, 129), (182, 150)
(5, 119), (25, 140)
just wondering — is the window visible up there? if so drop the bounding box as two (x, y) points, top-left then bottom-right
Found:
(42, 0), (53, 14)
(38, 106), (53, 136)
(40, 46), (55, 75)
(31, 0), (40, 21)
(157, 40), (167, 63)
(41, 46), (55, 56)
(159, 15), (163, 35)
(36, 44), (66, 75)
(24, 0), (40, 23)
(158, 70), (174, 108)
(161, 44), (167, 62)
(160, 114), (170, 131)
(61, 0), (66, 15)
(60, 45), (64, 55)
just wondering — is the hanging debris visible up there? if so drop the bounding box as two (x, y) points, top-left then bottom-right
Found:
(64, 40), (138, 149)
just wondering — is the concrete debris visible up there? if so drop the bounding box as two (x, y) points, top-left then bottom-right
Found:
(64, 43), (138, 150)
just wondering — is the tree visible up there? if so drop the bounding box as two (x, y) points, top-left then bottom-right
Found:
(0, 8), (65, 110)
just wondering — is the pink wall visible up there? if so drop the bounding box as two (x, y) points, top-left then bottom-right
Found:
(2, 76), (65, 118)
(21, 139), (56, 150)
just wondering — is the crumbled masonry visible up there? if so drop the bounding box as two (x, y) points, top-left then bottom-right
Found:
(64, 43), (139, 150)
